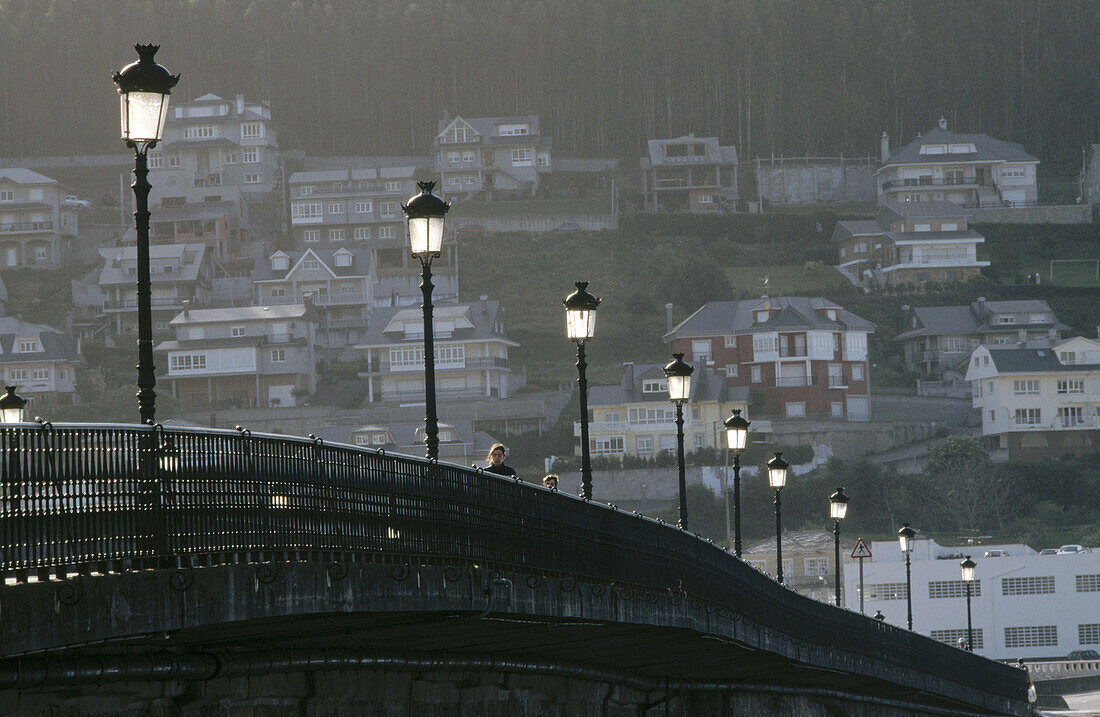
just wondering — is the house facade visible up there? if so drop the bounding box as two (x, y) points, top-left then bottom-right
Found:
(664, 297), (875, 422)
(286, 166), (457, 307)
(432, 115), (551, 199)
(151, 199), (241, 262)
(876, 118), (1039, 208)
(252, 247), (374, 355)
(896, 299), (1067, 379)
(0, 168), (78, 270)
(965, 337), (1100, 461)
(743, 530), (843, 605)
(579, 362), (748, 458)
(832, 200), (989, 287)
(354, 301), (517, 404)
(155, 304), (318, 410)
(641, 134), (739, 212)
(848, 538), (1100, 661)
(97, 243), (213, 336)
(0, 316), (82, 407)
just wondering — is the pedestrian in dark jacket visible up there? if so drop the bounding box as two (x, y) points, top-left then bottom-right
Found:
(484, 443), (517, 478)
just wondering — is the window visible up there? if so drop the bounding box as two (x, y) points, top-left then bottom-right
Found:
(725, 364), (738, 377)
(148, 152), (163, 168)
(31, 368), (49, 381)
(590, 436), (625, 455)
(913, 223), (931, 232)
(390, 346), (425, 369)
(379, 201), (396, 217)
(17, 340), (39, 353)
(167, 154), (181, 168)
(864, 583), (908, 601)
(355, 200), (372, 214)
(1001, 168), (1025, 179)
(693, 433), (704, 449)
(1002, 576), (1055, 595)
(1057, 379), (1085, 394)
(641, 379), (668, 394)
(1014, 408), (1041, 426)
(372, 434), (387, 445)
(328, 202), (345, 214)
(303, 229), (320, 243)
(291, 201), (323, 221)
(464, 176), (476, 184)
(169, 354), (207, 372)
(751, 366), (762, 383)
(442, 123), (471, 143)
(941, 336), (966, 353)
(379, 226), (396, 239)
(636, 436), (653, 455)
(34, 246), (47, 261)
(538, 156), (549, 167)
(271, 288), (286, 298)
(302, 258), (320, 270)
(244, 173), (263, 184)
(183, 125), (215, 139)
(7, 369), (27, 382)
(355, 434), (370, 446)
(1081, 624), (1100, 645)
(0, 190), (13, 201)
(804, 557), (829, 576)
(691, 339), (712, 363)
(511, 147), (533, 166)
(1059, 407), (1084, 427)
(329, 228), (345, 242)
(448, 177), (462, 186)
(997, 316), (1015, 324)
(270, 349), (286, 362)
(930, 629), (984, 650)
(724, 336), (738, 348)
(851, 364), (864, 381)
(242, 147), (259, 163)
(929, 580), (982, 599)
(752, 334), (779, 359)
(241, 122), (263, 139)
(498, 124), (530, 136)
(354, 227), (370, 241)
(1060, 351), (1077, 365)
(298, 185), (314, 196)
(384, 181), (400, 191)
(1004, 626), (1057, 649)
(231, 326), (245, 337)
(627, 407), (676, 424)
(224, 152), (237, 164)
(989, 410), (995, 423)
(839, 247), (847, 259)
(785, 402), (806, 418)
(1013, 380), (1040, 395)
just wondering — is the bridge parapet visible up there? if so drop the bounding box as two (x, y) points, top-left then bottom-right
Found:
(0, 423), (1029, 714)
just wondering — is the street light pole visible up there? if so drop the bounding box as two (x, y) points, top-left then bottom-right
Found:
(829, 487), (849, 607)
(664, 353), (693, 529)
(961, 556), (976, 651)
(564, 282), (600, 500)
(767, 452), (789, 583)
(402, 182), (450, 460)
(724, 409), (749, 557)
(898, 523), (917, 630)
(113, 45), (179, 425)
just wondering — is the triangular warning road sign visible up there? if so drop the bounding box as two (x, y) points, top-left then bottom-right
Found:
(851, 538), (873, 559)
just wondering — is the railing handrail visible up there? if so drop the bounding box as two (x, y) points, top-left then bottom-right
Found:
(0, 422), (1024, 703)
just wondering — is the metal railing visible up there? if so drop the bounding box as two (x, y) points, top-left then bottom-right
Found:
(882, 177), (977, 190)
(0, 423), (1023, 703)
(0, 221), (53, 233)
(775, 376), (813, 387)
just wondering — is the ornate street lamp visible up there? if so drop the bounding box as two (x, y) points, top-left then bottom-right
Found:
(961, 556), (977, 651)
(402, 181), (450, 460)
(767, 451), (790, 583)
(829, 487), (849, 606)
(113, 44), (178, 425)
(564, 281), (600, 499)
(664, 353), (693, 529)
(723, 408), (749, 557)
(0, 386), (27, 424)
(898, 523), (917, 630)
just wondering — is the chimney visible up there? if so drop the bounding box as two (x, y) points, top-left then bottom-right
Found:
(976, 297), (986, 317)
(236, 94), (245, 115)
(622, 362), (635, 390)
(880, 132), (890, 162)
(665, 303), (674, 332)
(938, 116), (948, 131)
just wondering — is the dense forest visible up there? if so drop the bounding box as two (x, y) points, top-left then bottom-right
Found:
(1, 0), (1098, 174)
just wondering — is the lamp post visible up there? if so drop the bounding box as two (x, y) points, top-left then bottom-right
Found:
(402, 181), (450, 460)
(564, 282), (600, 499)
(0, 386), (27, 424)
(664, 353), (693, 529)
(829, 487), (849, 606)
(767, 452), (789, 583)
(960, 556), (976, 651)
(724, 409), (749, 557)
(113, 45), (179, 425)
(898, 523), (917, 630)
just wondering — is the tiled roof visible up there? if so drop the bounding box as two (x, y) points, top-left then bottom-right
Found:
(742, 530), (835, 556)
(0, 317), (80, 364)
(353, 300), (514, 348)
(251, 247), (374, 281)
(588, 363), (749, 407)
(986, 346), (1100, 374)
(665, 297), (875, 341)
(0, 168), (58, 185)
(150, 201), (237, 222)
(881, 126), (1038, 167)
(98, 243), (207, 286)
(894, 300), (1067, 341)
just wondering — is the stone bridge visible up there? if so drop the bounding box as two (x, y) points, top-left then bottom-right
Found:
(0, 424), (1030, 715)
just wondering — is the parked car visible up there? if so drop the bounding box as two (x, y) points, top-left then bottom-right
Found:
(62, 195), (91, 208)
(1038, 548), (1058, 555)
(983, 549), (1009, 558)
(1056, 544), (1089, 554)
(1067, 650), (1100, 660)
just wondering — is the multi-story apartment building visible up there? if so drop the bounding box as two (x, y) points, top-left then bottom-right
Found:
(0, 168), (78, 270)
(0, 316), (82, 407)
(330, 420), (498, 467)
(432, 115), (551, 199)
(966, 337), (1100, 461)
(832, 200), (989, 287)
(286, 166), (457, 306)
(876, 118), (1039, 208)
(151, 199), (241, 262)
(155, 304), (317, 410)
(848, 537), (1100, 660)
(664, 297), (875, 422)
(896, 299), (1067, 379)
(147, 93), (280, 240)
(354, 300), (517, 404)
(252, 247), (374, 356)
(97, 243), (213, 336)
(640, 134), (739, 212)
(743, 530), (843, 605)
(579, 362), (748, 458)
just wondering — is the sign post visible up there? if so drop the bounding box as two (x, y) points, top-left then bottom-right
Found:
(851, 538), (873, 614)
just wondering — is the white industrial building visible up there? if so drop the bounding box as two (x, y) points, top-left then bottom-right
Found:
(844, 538), (1100, 660)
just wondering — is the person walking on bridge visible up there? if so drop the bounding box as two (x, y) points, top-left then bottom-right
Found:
(484, 443), (517, 479)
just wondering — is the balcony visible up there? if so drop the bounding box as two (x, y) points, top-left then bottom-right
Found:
(103, 297), (185, 312)
(827, 376), (848, 389)
(0, 220), (53, 233)
(881, 177), (978, 191)
(775, 376), (813, 388)
(574, 419), (705, 435)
